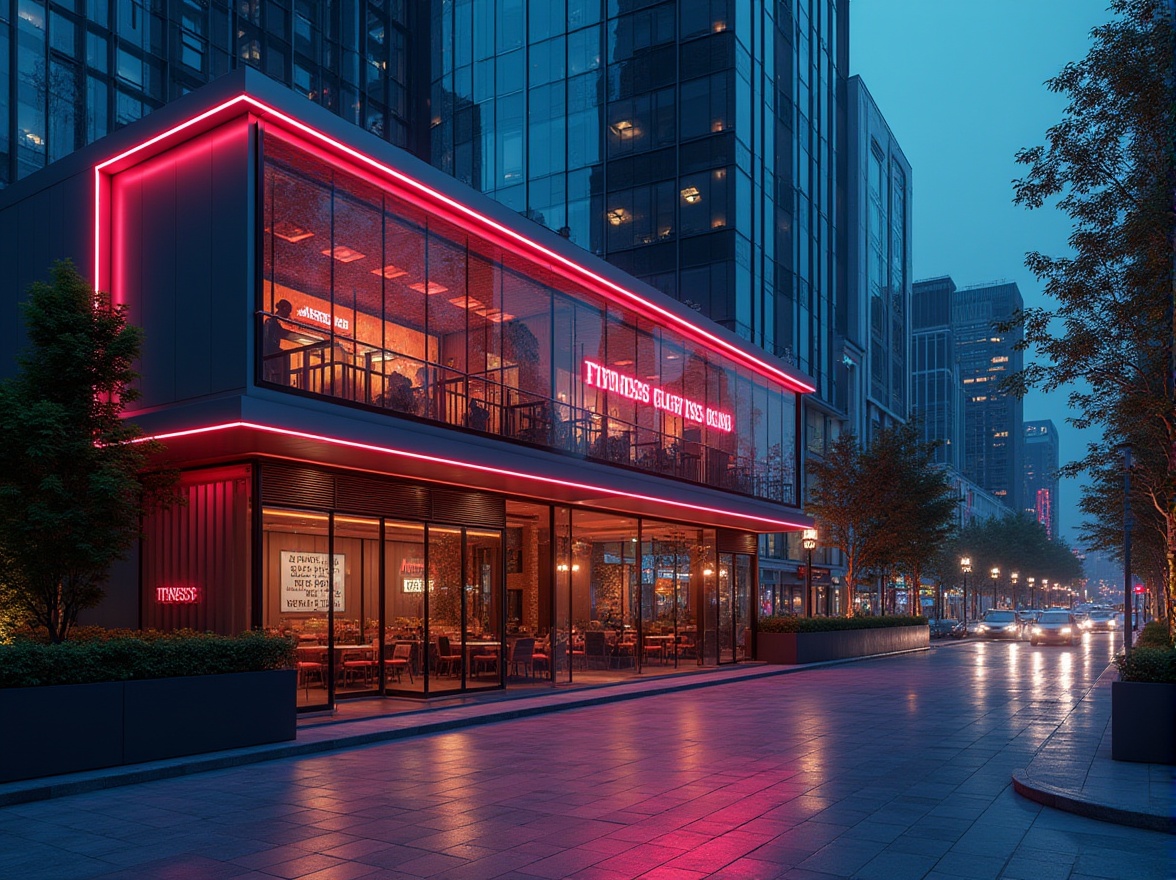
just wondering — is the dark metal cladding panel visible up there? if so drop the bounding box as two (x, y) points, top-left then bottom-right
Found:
(431, 489), (506, 528)
(716, 529), (757, 555)
(335, 474), (431, 520)
(261, 464), (337, 509)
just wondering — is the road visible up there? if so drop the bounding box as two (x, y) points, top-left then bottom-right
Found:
(1, 632), (1169, 880)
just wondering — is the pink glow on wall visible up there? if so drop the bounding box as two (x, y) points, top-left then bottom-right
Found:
(92, 93), (814, 395)
(134, 421), (810, 531)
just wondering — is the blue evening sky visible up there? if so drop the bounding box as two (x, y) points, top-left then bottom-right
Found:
(850, 0), (1113, 544)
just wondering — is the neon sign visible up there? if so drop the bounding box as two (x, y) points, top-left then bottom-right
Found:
(582, 360), (733, 432)
(155, 586), (201, 604)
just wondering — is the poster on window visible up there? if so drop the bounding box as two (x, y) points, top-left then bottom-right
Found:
(280, 551), (345, 612)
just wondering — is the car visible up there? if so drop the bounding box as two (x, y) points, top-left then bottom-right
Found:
(928, 618), (960, 639)
(972, 610), (1021, 640)
(1084, 610), (1120, 632)
(1029, 610), (1078, 645)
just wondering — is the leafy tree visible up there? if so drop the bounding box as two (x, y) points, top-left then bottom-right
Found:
(1007, 0), (1174, 635)
(806, 433), (878, 617)
(0, 261), (177, 642)
(870, 423), (959, 615)
(807, 423), (957, 616)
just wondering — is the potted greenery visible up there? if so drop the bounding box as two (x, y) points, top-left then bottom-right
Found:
(1111, 620), (1175, 764)
(756, 615), (929, 664)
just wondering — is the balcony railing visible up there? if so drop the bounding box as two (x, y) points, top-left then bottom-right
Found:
(258, 312), (793, 504)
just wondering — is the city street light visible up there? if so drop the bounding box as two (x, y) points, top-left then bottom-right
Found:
(1010, 571), (1019, 609)
(960, 556), (972, 631)
(1042, 579), (1050, 607)
(1027, 576), (1036, 608)
(990, 566), (1000, 611)
(1118, 441), (1134, 654)
(802, 528), (818, 618)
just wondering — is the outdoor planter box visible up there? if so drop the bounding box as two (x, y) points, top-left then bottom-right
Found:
(0, 669), (296, 783)
(757, 625), (929, 664)
(1111, 680), (1176, 765)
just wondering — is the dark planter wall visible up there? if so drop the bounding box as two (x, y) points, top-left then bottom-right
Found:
(0, 669), (296, 783)
(757, 626), (929, 664)
(1111, 680), (1176, 765)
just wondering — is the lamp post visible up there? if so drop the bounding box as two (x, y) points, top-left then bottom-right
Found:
(802, 528), (818, 618)
(961, 557), (972, 631)
(1010, 571), (1019, 610)
(1042, 579), (1050, 608)
(990, 566), (1000, 611)
(1027, 576), (1036, 609)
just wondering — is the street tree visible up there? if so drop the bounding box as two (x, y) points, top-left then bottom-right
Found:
(869, 423), (958, 616)
(1007, 0), (1174, 635)
(0, 261), (177, 642)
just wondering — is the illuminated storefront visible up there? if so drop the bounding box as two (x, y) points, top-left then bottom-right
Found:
(2, 71), (813, 709)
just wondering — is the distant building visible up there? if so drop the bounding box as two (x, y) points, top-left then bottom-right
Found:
(911, 276), (963, 469)
(1023, 420), (1060, 538)
(953, 281), (1024, 510)
(845, 77), (911, 442)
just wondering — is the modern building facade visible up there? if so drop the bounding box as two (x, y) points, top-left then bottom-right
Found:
(1, 0), (425, 189)
(1023, 419), (1059, 538)
(425, 2), (852, 614)
(953, 280), (1023, 511)
(0, 72), (814, 707)
(844, 75), (910, 442)
(911, 275), (962, 469)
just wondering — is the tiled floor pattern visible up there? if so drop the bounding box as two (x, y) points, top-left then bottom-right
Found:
(1, 635), (1170, 880)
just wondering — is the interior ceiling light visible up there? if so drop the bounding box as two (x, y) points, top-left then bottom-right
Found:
(323, 245), (366, 263)
(607, 208), (627, 226)
(609, 120), (635, 136)
(680, 186), (701, 204)
(371, 263), (407, 279)
(270, 221), (315, 243)
(408, 281), (449, 295)
(474, 308), (515, 323)
(448, 295), (485, 310)
(612, 359), (634, 366)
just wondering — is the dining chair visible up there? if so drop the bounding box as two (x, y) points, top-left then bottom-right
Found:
(509, 637), (536, 677)
(436, 635), (462, 677)
(384, 642), (414, 684)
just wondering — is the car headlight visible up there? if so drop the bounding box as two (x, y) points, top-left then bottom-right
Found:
(1032, 626), (1042, 635)
(1060, 627), (1071, 634)
(976, 625), (988, 632)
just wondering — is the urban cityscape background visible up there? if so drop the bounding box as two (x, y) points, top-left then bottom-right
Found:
(0, 0), (1111, 602)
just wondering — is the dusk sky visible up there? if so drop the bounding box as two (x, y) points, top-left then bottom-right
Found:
(850, 0), (1113, 545)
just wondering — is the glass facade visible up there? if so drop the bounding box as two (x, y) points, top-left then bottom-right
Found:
(250, 479), (752, 707)
(260, 131), (799, 505)
(0, 0), (417, 188)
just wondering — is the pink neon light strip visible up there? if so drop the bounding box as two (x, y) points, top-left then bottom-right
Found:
(92, 93), (814, 394)
(136, 421), (810, 531)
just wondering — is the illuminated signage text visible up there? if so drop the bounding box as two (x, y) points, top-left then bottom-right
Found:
(582, 359), (733, 432)
(155, 586), (201, 604)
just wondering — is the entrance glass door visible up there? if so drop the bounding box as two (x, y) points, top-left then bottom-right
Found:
(465, 528), (503, 690)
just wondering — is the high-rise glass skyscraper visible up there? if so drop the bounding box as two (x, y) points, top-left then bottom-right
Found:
(428, 0), (848, 401)
(1023, 419), (1059, 538)
(1, 1), (422, 188)
(911, 275), (962, 469)
(954, 280), (1024, 510)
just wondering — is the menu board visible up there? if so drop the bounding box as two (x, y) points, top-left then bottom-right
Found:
(280, 550), (345, 612)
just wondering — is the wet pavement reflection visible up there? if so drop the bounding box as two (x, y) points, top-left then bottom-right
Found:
(0, 630), (1169, 880)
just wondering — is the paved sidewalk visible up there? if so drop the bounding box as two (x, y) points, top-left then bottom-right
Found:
(0, 662), (809, 808)
(1011, 664), (1175, 834)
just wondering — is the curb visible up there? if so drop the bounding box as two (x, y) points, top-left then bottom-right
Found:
(0, 646), (926, 809)
(1011, 771), (1175, 836)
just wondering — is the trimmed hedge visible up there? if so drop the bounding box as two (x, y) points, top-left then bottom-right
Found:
(0, 631), (295, 689)
(759, 614), (927, 634)
(1135, 620), (1173, 649)
(1116, 646), (1176, 684)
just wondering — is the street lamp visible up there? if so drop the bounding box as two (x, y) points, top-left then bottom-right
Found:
(1027, 576), (1036, 608)
(1042, 579), (1050, 607)
(1118, 441), (1134, 654)
(960, 556), (972, 631)
(990, 566), (1000, 611)
(1010, 571), (1019, 609)
(802, 528), (818, 618)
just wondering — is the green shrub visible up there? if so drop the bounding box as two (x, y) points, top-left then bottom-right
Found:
(758, 614), (927, 634)
(1115, 646), (1176, 684)
(0, 631), (295, 688)
(1135, 620), (1173, 649)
